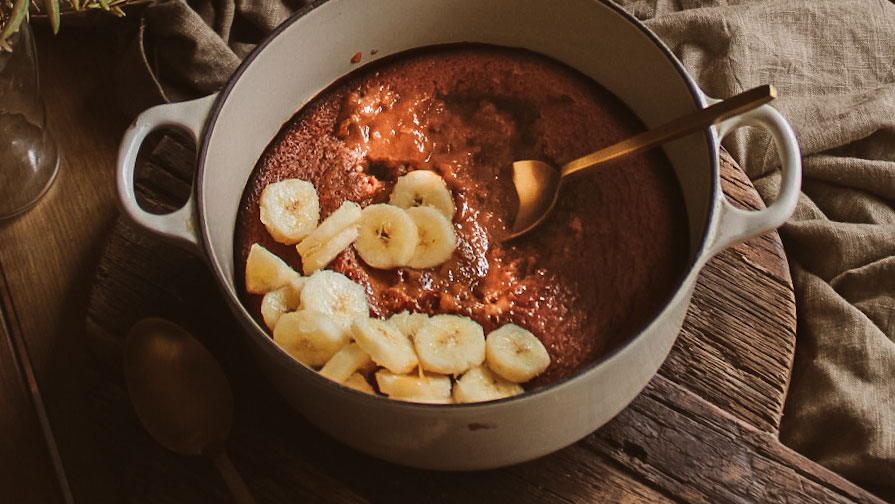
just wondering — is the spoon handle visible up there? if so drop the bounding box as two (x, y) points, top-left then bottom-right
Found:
(213, 450), (258, 504)
(562, 84), (777, 177)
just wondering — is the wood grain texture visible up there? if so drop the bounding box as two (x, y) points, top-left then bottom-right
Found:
(661, 149), (797, 433)
(0, 27), (132, 504)
(79, 132), (883, 503)
(0, 266), (62, 503)
(590, 376), (880, 504)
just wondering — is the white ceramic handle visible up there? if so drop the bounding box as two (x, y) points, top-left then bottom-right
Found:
(707, 102), (802, 257)
(116, 94), (217, 252)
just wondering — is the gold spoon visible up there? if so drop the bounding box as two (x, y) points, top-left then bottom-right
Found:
(506, 84), (777, 240)
(124, 318), (257, 504)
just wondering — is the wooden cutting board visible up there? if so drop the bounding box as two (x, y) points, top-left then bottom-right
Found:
(84, 132), (884, 503)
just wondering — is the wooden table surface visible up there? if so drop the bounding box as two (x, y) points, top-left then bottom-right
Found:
(0, 27), (130, 503)
(0, 27), (888, 504)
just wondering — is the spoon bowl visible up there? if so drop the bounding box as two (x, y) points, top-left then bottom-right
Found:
(124, 318), (256, 504)
(506, 85), (777, 240)
(124, 318), (232, 455)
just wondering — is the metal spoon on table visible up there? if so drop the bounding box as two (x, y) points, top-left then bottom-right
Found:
(124, 318), (257, 504)
(506, 84), (777, 240)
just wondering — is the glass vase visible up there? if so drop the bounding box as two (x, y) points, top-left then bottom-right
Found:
(0, 19), (60, 219)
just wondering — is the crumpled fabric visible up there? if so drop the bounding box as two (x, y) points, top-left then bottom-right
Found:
(127, 0), (895, 497)
(613, 1), (895, 496)
(115, 0), (313, 115)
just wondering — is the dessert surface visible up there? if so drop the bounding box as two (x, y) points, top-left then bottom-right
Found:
(234, 44), (689, 386)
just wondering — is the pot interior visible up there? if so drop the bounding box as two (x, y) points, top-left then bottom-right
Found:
(199, 0), (714, 305)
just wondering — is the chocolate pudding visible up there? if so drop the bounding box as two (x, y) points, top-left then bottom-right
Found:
(234, 45), (689, 386)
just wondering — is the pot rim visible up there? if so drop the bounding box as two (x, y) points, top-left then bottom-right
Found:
(195, 0), (717, 410)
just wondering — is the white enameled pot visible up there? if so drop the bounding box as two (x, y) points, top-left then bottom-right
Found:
(117, 0), (801, 470)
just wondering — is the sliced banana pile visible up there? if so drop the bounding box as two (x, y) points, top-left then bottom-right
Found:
(245, 245), (551, 404)
(248, 172), (548, 403)
(258, 172), (457, 275)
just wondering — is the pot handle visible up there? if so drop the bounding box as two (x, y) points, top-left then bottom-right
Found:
(116, 94), (217, 253)
(706, 100), (802, 258)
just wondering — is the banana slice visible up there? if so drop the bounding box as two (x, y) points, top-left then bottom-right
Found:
(259, 179), (320, 244)
(300, 227), (359, 275)
(300, 270), (369, 335)
(354, 204), (418, 269)
(343, 373), (375, 394)
(245, 243), (301, 294)
(389, 170), (455, 219)
(387, 311), (430, 341)
(375, 370), (452, 404)
(485, 324), (551, 383)
(260, 277), (305, 330)
(319, 343), (372, 384)
(452, 365), (524, 403)
(273, 310), (348, 367)
(406, 206), (457, 269)
(413, 314), (485, 375)
(352, 317), (419, 374)
(296, 200), (362, 274)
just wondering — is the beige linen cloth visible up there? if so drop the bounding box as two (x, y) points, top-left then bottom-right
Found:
(124, 0), (895, 497)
